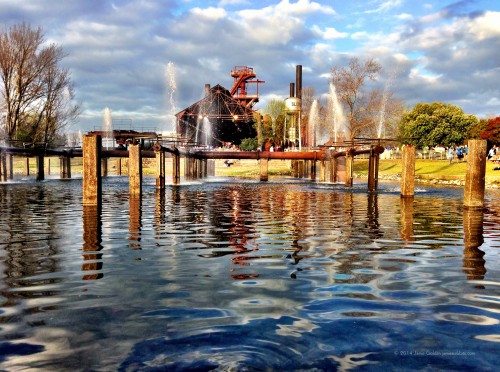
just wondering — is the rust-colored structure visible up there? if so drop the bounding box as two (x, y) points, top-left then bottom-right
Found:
(176, 66), (264, 147)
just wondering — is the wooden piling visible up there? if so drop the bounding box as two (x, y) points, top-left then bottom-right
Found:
(464, 139), (487, 209)
(116, 158), (122, 175)
(60, 156), (71, 179)
(345, 152), (354, 187)
(155, 150), (165, 190)
(368, 146), (380, 192)
(310, 160), (317, 181)
(172, 152), (181, 185)
(36, 155), (45, 181)
(331, 158), (337, 183)
(26, 157), (30, 176)
(260, 158), (269, 181)
(401, 144), (416, 198)
(101, 158), (108, 177)
(83, 135), (102, 206)
(128, 144), (142, 196)
(319, 160), (326, 182)
(6, 154), (13, 180)
(292, 160), (299, 178)
(46, 158), (51, 176)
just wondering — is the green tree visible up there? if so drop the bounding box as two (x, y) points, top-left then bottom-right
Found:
(398, 102), (478, 148)
(240, 137), (258, 151)
(262, 99), (286, 143)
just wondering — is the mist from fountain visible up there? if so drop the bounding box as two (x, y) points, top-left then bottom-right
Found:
(308, 100), (320, 147)
(102, 107), (114, 149)
(202, 117), (211, 147)
(328, 83), (347, 143)
(377, 68), (397, 139)
(165, 61), (177, 134)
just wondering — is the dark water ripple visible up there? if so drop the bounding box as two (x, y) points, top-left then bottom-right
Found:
(0, 178), (499, 370)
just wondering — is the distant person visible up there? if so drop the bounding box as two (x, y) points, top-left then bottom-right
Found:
(456, 146), (464, 161)
(447, 147), (454, 163)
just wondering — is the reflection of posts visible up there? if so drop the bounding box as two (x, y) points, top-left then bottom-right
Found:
(400, 197), (414, 241)
(463, 208), (486, 281)
(82, 205), (103, 280)
(129, 195), (142, 249)
(367, 193), (381, 238)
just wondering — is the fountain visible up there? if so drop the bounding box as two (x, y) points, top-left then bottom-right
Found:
(102, 107), (114, 149)
(202, 116), (211, 147)
(308, 100), (319, 147)
(327, 83), (347, 143)
(165, 61), (177, 134)
(377, 69), (397, 139)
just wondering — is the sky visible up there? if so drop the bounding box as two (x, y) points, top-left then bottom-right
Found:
(1, 0), (499, 133)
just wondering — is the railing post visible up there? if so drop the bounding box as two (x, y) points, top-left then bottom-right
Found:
(83, 135), (102, 206)
(401, 144), (416, 198)
(464, 139), (487, 209)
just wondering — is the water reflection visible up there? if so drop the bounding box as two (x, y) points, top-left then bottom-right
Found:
(129, 195), (142, 250)
(463, 208), (486, 282)
(82, 205), (103, 280)
(400, 197), (414, 242)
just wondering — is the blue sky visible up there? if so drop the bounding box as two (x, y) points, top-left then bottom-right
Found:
(1, 0), (499, 132)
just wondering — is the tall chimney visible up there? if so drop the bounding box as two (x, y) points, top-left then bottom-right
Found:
(295, 65), (302, 100)
(204, 84), (211, 96)
(289, 83), (295, 98)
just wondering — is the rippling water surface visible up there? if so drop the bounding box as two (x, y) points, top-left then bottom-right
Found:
(0, 177), (499, 370)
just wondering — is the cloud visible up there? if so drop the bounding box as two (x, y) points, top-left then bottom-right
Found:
(365, 0), (403, 14)
(312, 25), (348, 40)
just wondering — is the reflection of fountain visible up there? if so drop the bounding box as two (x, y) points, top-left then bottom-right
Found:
(102, 107), (114, 149)
(165, 61), (177, 133)
(308, 100), (319, 147)
(328, 83), (347, 143)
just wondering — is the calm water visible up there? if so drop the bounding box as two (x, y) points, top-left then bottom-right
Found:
(0, 177), (499, 371)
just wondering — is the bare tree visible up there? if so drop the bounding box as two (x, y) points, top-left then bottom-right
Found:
(331, 57), (382, 141)
(0, 23), (78, 146)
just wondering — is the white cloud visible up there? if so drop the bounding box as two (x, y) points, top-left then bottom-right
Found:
(312, 25), (348, 40)
(365, 0), (402, 14)
(396, 13), (413, 21)
(468, 11), (500, 40)
(190, 7), (227, 20)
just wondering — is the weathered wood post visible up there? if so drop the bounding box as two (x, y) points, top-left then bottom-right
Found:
(101, 158), (108, 177)
(60, 156), (71, 179)
(463, 208), (485, 281)
(0, 152), (4, 181)
(464, 139), (487, 209)
(319, 160), (326, 182)
(116, 158), (122, 175)
(401, 144), (416, 198)
(26, 157), (30, 176)
(292, 160), (299, 178)
(368, 145), (380, 192)
(202, 159), (208, 178)
(298, 160), (304, 178)
(83, 135), (102, 206)
(172, 149), (181, 185)
(260, 157), (269, 181)
(6, 154), (14, 180)
(129, 143), (142, 196)
(310, 158), (317, 181)
(36, 155), (45, 181)
(184, 157), (191, 180)
(345, 150), (354, 187)
(331, 157), (338, 183)
(207, 159), (215, 177)
(155, 148), (165, 190)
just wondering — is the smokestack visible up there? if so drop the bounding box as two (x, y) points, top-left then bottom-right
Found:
(289, 83), (295, 98)
(204, 84), (211, 96)
(295, 65), (302, 100)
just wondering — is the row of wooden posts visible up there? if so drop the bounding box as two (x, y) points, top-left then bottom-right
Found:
(1, 136), (488, 210)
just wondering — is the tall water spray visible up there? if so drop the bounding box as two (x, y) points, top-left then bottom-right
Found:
(308, 100), (320, 147)
(328, 83), (346, 143)
(165, 61), (177, 133)
(377, 68), (397, 139)
(102, 107), (113, 149)
(202, 117), (211, 147)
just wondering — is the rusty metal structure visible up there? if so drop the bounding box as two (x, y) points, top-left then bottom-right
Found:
(176, 66), (264, 147)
